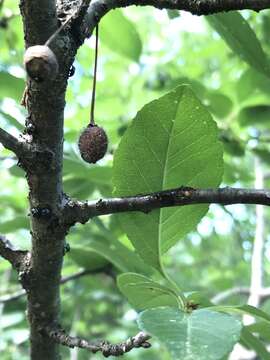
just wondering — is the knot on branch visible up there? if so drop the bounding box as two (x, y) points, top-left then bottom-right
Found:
(100, 332), (151, 357)
(21, 146), (56, 174)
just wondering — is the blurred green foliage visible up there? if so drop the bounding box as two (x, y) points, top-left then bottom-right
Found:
(1, 1), (270, 358)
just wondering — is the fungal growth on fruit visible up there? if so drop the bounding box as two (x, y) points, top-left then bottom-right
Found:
(23, 45), (59, 82)
(78, 25), (108, 164)
(78, 124), (108, 164)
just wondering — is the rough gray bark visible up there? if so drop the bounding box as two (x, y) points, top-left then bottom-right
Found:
(18, 0), (79, 358)
(82, 0), (270, 39)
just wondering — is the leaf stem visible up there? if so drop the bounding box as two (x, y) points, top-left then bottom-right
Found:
(160, 264), (187, 310)
(90, 25), (99, 126)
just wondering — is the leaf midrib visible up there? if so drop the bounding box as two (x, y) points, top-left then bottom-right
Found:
(158, 90), (185, 266)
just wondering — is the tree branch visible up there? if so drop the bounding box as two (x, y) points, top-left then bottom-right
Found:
(82, 0), (270, 39)
(0, 128), (30, 158)
(0, 289), (26, 304)
(45, 327), (151, 357)
(62, 187), (270, 226)
(0, 235), (29, 271)
(0, 267), (113, 304)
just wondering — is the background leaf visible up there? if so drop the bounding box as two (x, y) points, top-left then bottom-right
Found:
(0, 71), (25, 101)
(138, 307), (242, 360)
(69, 239), (152, 274)
(240, 327), (270, 359)
(247, 321), (270, 342)
(206, 12), (270, 77)
(0, 216), (28, 233)
(100, 9), (142, 62)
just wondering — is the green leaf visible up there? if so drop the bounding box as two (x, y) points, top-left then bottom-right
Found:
(0, 71), (25, 101)
(241, 327), (270, 360)
(167, 10), (180, 19)
(236, 68), (270, 102)
(117, 273), (178, 310)
(138, 307), (242, 360)
(63, 177), (95, 200)
(239, 105), (270, 126)
(100, 9), (142, 62)
(206, 92), (233, 118)
(69, 239), (152, 274)
(186, 291), (212, 308)
(0, 110), (24, 131)
(92, 218), (153, 275)
(8, 165), (25, 178)
(206, 12), (270, 77)
(68, 245), (109, 271)
(113, 86), (223, 270)
(220, 130), (245, 157)
(63, 157), (112, 186)
(247, 321), (270, 341)
(253, 148), (270, 165)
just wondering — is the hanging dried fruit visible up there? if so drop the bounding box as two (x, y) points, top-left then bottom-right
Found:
(78, 124), (108, 164)
(78, 25), (108, 164)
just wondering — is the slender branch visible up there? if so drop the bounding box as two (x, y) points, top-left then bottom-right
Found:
(0, 235), (29, 270)
(0, 128), (30, 158)
(82, 0), (270, 39)
(0, 289), (26, 304)
(212, 286), (270, 304)
(62, 187), (270, 226)
(0, 267), (113, 304)
(45, 327), (151, 357)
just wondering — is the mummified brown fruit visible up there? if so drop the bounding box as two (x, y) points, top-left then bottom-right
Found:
(78, 125), (108, 164)
(23, 45), (59, 82)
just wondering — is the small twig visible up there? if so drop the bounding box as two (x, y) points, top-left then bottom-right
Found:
(0, 235), (29, 271)
(0, 289), (26, 304)
(62, 187), (270, 226)
(0, 267), (113, 304)
(211, 286), (270, 304)
(61, 267), (112, 284)
(45, 327), (151, 357)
